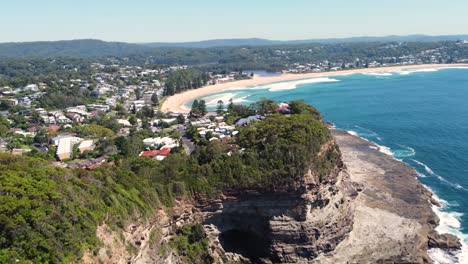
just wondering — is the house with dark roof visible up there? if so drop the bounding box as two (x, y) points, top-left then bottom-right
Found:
(235, 115), (264, 126)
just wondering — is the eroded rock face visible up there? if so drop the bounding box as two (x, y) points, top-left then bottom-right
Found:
(87, 132), (461, 263)
(200, 143), (356, 263)
(428, 231), (462, 250)
(198, 132), (462, 264)
(319, 131), (461, 264)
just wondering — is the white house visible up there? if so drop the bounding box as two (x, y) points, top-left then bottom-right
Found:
(24, 84), (39, 92)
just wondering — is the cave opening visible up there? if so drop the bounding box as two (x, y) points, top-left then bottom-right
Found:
(219, 229), (271, 262)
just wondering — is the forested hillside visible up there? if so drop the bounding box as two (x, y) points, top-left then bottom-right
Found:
(1, 39), (467, 72)
(0, 39), (151, 58)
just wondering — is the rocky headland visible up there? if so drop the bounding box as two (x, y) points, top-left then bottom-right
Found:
(195, 130), (460, 263)
(86, 130), (460, 264)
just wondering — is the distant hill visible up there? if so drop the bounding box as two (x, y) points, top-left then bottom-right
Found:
(0, 35), (467, 58)
(142, 38), (283, 48)
(0, 39), (152, 58)
(143, 35), (468, 48)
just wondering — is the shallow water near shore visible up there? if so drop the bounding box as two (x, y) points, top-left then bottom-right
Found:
(198, 67), (468, 263)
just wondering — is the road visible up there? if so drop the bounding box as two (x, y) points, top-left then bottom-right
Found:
(175, 124), (195, 155)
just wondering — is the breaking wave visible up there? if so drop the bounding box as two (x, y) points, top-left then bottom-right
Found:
(427, 191), (467, 264)
(203, 92), (249, 107)
(363, 72), (393, 76)
(258, 77), (340, 92)
(396, 68), (440, 75)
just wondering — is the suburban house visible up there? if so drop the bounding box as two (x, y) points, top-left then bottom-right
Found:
(143, 137), (179, 149)
(139, 148), (172, 161)
(78, 140), (94, 153)
(54, 136), (83, 161)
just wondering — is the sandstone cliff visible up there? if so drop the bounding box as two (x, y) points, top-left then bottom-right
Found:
(84, 131), (460, 264)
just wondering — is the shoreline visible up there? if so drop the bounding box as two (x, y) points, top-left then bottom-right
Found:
(343, 125), (468, 263)
(324, 130), (461, 263)
(161, 63), (468, 113)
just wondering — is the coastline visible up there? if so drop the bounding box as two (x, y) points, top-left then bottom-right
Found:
(320, 130), (461, 263)
(161, 63), (468, 113)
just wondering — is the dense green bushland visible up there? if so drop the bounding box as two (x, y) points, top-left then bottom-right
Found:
(169, 224), (212, 264)
(0, 155), (161, 263)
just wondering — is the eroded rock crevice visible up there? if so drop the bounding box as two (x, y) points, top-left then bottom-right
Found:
(199, 156), (355, 263)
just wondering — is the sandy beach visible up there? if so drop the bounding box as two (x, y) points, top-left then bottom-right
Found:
(161, 64), (468, 113)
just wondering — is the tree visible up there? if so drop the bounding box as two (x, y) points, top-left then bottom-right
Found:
(78, 124), (115, 139)
(191, 100), (199, 111)
(0, 124), (8, 137)
(30, 111), (41, 124)
(227, 98), (234, 112)
(190, 100), (200, 117)
(115, 136), (130, 156)
(216, 100), (224, 114)
(254, 98), (277, 114)
(129, 116), (137, 126)
(139, 106), (154, 119)
(0, 101), (10, 111)
(34, 128), (49, 144)
(198, 100), (207, 116)
(6, 139), (19, 153)
(151, 93), (159, 106)
(288, 100), (321, 119)
(135, 88), (142, 100)
(177, 114), (185, 124)
(115, 103), (128, 117)
(231, 104), (254, 118)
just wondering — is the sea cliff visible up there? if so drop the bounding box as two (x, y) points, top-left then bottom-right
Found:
(193, 130), (460, 263)
(89, 130), (461, 264)
(315, 130), (460, 263)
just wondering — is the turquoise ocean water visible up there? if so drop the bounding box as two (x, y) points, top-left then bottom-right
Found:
(195, 67), (468, 263)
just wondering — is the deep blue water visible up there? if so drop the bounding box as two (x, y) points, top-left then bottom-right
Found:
(197, 68), (468, 260)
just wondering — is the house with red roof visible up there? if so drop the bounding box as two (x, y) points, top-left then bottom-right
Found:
(139, 150), (159, 157)
(48, 125), (60, 132)
(139, 148), (172, 160)
(157, 148), (172, 156)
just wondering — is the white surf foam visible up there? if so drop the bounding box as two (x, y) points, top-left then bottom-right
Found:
(258, 77), (340, 92)
(393, 145), (416, 158)
(204, 92), (236, 107)
(353, 125), (382, 141)
(397, 68), (440, 75)
(412, 159), (467, 191)
(347, 129), (393, 156)
(204, 93), (249, 107)
(429, 248), (461, 264)
(415, 170), (427, 178)
(426, 190), (468, 264)
(363, 72), (393, 76)
(344, 127), (468, 263)
(227, 85), (267, 91)
(354, 125), (377, 134)
(412, 159), (435, 175)
(376, 144), (394, 156)
(440, 66), (468, 70)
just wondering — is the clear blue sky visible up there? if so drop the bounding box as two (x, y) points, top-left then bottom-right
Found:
(2, 0), (468, 43)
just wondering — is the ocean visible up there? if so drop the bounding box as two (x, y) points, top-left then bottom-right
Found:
(196, 67), (468, 263)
